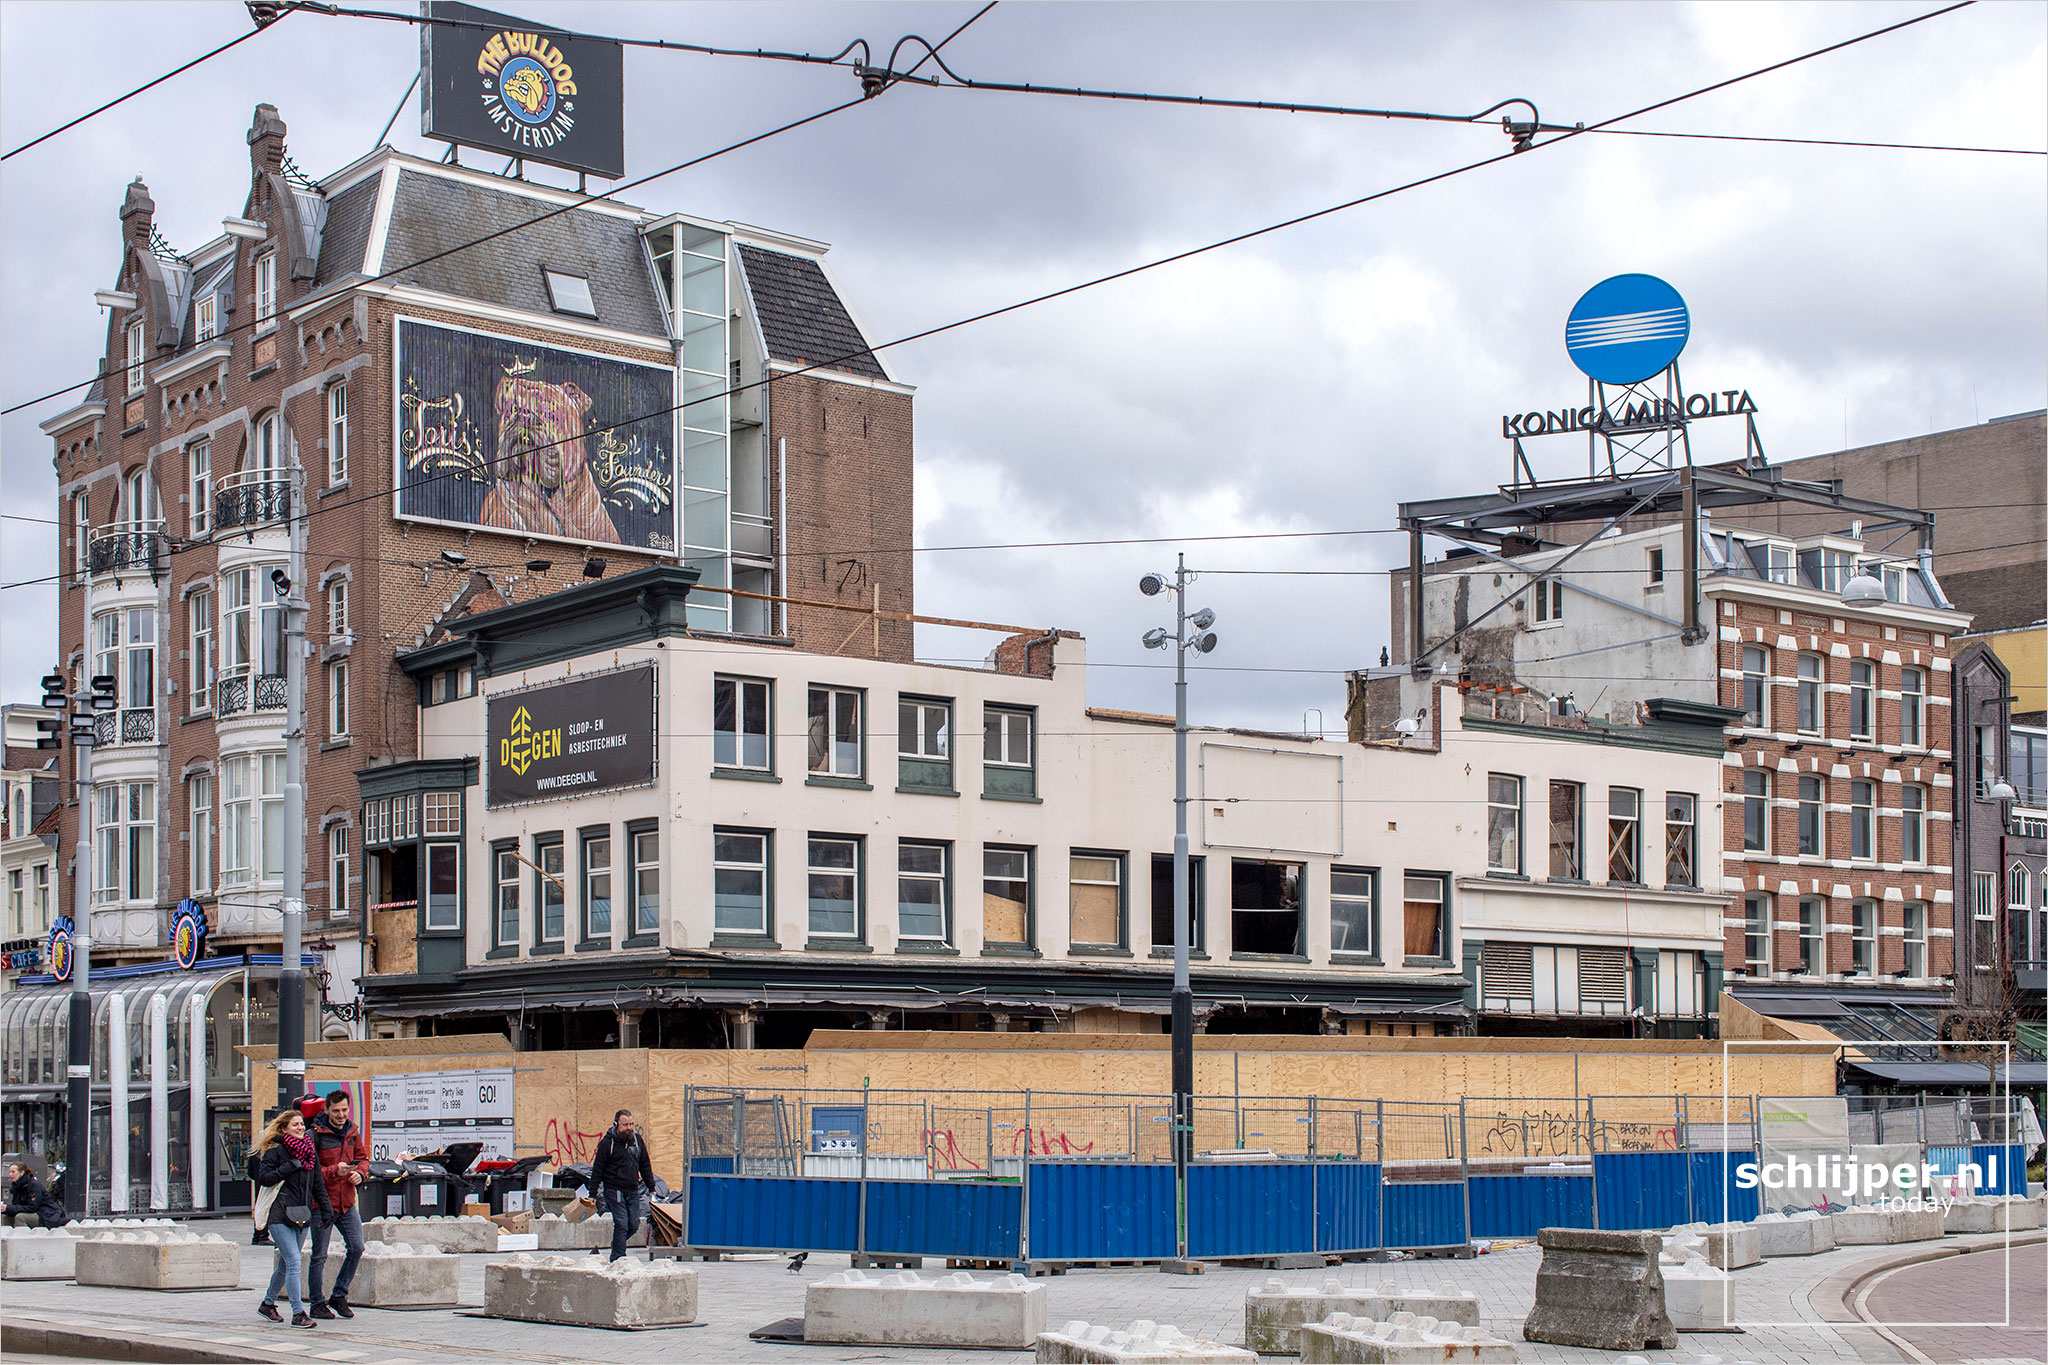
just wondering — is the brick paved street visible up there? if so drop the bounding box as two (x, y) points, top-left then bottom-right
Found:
(9, 1229), (2043, 1363)
(1863, 1240), (2048, 1364)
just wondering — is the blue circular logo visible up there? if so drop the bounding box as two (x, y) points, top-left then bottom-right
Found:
(496, 55), (559, 126)
(1565, 274), (1689, 385)
(48, 917), (73, 982)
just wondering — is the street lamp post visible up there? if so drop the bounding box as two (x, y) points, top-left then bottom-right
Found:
(273, 458), (310, 1110)
(60, 677), (109, 1218)
(1140, 556), (1218, 1256)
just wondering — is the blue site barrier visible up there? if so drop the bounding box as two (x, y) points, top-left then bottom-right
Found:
(865, 1177), (1022, 1261)
(1688, 1149), (1761, 1223)
(1382, 1180), (1467, 1250)
(1026, 1161), (1177, 1261)
(1185, 1162), (1314, 1259)
(686, 1173), (858, 1251)
(1314, 1161), (1383, 1253)
(1468, 1172), (1594, 1238)
(1593, 1151), (1690, 1229)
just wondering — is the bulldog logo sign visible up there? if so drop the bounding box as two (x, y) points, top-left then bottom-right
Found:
(421, 2), (625, 179)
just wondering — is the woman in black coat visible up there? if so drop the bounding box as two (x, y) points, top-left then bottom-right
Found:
(250, 1109), (333, 1327)
(4, 1160), (67, 1227)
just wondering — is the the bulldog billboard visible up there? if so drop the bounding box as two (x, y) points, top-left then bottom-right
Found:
(487, 665), (656, 808)
(394, 318), (676, 553)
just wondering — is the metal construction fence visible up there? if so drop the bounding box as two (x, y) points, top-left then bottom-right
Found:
(674, 1086), (2036, 1265)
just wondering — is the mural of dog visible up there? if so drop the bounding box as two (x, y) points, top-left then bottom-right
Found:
(478, 371), (621, 544)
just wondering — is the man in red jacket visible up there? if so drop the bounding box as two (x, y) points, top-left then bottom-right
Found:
(307, 1090), (369, 1318)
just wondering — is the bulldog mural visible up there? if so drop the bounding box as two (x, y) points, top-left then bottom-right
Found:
(396, 318), (676, 552)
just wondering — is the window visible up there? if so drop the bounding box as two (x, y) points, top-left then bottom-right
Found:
(1902, 903), (1927, 977)
(1849, 780), (1875, 860)
(1150, 854), (1206, 955)
(326, 382), (347, 484)
(122, 608), (155, 716)
(1978, 724), (2000, 798)
(1330, 867), (1377, 957)
(897, 842), (950, 944)
(2009, 864), (2034, 969)
(542, 268), (596, 317)
(582, 832), (612, 940)
(713, 677), (771, 771)
(807, 687), (863, 779)
(195, 292), (217, 343)
(1848, 661), (1874, 741)
(713, 830), (770, 937)
(1765, 542), (1794, 585)
(32, 863), (49, 932)
(631, 827), (659, 936)
(1743, 770), (1771, 853)
(259, 754), (285, 879)
(898, 697), (952, 791)
(9, 870), (22, 936)
(189, 440), (211, 536)
(188, 774), (212, 895)
(93, 782), (153, 902)
(535, 839), (565, 945)
(1744, 894), (1772, 974)
(125, 319), (146, 394)
(222, 568), (251, 675)
(1665, 793), (1697, 887)
(1900, 668), (1924, 747)
(1486, 775), (1522, 875)
(1068, 852), (1124, 949)
(808, 835), (861, 940)
(328, 580), (349, 643)
(1647, 546), (1664, 585)
(1796, 654), (1823, 734)
(220, 566), (283, 677)
(983, 847), (1032, 948)
(423, 791), (460, 835)
(1901, 785), (1926, 864)
(1798, 899), (1825, 974)
(1548, 781), (1582, 879)
(327, 660), (349, 739)
(984, 706), (1035, 797)
(1971, 871), (1996, 936)
(1797, 775), (1824, 857)
(493, 847), (520, 947)
(74, 492), (89, 576)
(1740, 646), (1769, 726)
(2011, 729), (2047, 804)
(1851, 901), (1876, 976)
(1230, 858), (1303, 956)
(254, 253), (276, 324)
(328, 825), (348, 915)
(222, 756), (254, 883)
(1401, 873), (1448, 961)
(1531, 578), (1564, 624)
(1608, 787), (1641, 883)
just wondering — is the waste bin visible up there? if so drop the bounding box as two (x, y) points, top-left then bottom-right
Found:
(476, 1154), (549, 1214)
(399, 1159), (451, 1216)
(408, 1142), (486, 1214)
(360, 1160), (407, 1220)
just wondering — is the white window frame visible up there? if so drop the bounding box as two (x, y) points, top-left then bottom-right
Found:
(189, 439), (211, 536)
(1798, 898), (1826, 974)
(712, 829), (769, 936)
(1330, 866), (1376, 957)
(631, 828), (660, 936)
(93, 781), (154, 904)
(1742, 769), (1770, 854)
(259, 752), (285, 881)
(1664, 792), (1697, 888)
(1486, 774), (1522, 875)
(1900, 667), (1925, 748)
(74, 492), (89, 576)
(125, 319), (146, 395)
(713, 676), (771, 771)
(329, 824), (348, 915)
(985, 707), (1033, 767)
(326, 381), (347, 484)
(583, 832), (612, 940)
(32, 862), (50, 932)
(327, 659), (350, 739)
(423, 791), (460, 836)
(1608, 787), (1641, 883)
(807, 686), (863, 779)
(195, 292), (216, 343)
(222, 755), (254, 885)
(896, 840), (950, 944)
(328, 580), (349, 643)
(807, 834), (862, 940)
(254, 252), (277, 324)
(1851, 901), (1876, 976)
(1797, 774), (1824, 857)
(898, 698), (951, 760)
(122, 606), (154, 713)
(1548, 780), (1583, 880)
(1745, 893), (1772, 974)
(1796, 653), (1823, 735)
(1849, 780), (1875, 861)
(1740, 645), (1770, 727)
(536, 838), (565, 945)
(1848, 660), (1874, 741)
(1902, 903), (1927, 977)
(221, 568), (253, 675)
(189, 774), (213, 895)
(1531, 577), (1564, 625)
(1901, 785), (1926, 865)
(493, 847), (520, 947)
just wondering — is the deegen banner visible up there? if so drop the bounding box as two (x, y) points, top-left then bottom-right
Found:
(487, 665), (656, 808)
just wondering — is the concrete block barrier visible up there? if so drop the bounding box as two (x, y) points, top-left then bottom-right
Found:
(805, 1267), (1046, 1348)
(349, 1241), (459, 1308)
(483, 1252), (698, 1328)
(1943, 1195), (2046, 1234)
(365, 1215), (499, 1253)
(1832, 1204), (1945, 1245)
(0, 1226), (80, 1280)
(73, 1230), (239, 1290)
(1245, 1278), (1480, 1354)
(1658, 1257), (1735, 1332)
(1751, 1211), (1835, 1257)
(534, 1212), (613, 1251)
(1522, 1228), (1676, 1353)
(1664, 1221), (1760, 1270)
(71, 1218), (185, 1234)
(1298, 1312), (1519, 1363)
(1037, 1320), (1257, 1363)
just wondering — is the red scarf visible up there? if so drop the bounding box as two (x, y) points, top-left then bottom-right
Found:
(282, 1132), (316, 1168)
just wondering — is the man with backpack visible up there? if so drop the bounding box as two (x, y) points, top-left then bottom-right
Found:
(588, 1109), (655, 1262)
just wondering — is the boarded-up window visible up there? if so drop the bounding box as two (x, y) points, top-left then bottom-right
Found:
(984, 847), (1030, 945)
(1579, 947), (1628, 1004)
(1483, 942), (1534, 1000)
(1402, 873), (1446, 959)
(1069, 853), (1122, 947)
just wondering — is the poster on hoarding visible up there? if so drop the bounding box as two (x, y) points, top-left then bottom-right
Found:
(368, 1067), (517, 1163)
(394, 318), (675, 553)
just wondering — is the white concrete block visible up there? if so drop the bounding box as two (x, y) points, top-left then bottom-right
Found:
(497, 1232), (539, 1252)
(1750, 1211), (1835, 1257)
(806, 1267), (1046, 1348)
(1659, 1259), (1736, 1332)
(73, 1230), (240, 1290)
(1037, 1320), (1257, 1363)
(364, 1214), (499, 1253)
(1664, 1222), (1760, 1270)
(1245, 1279), (1480, 1354)
(1299, 1312), (1519, 1364)
(1943, 1195), (2046, 1234)
(534, 1212), (613, 1251)
(484, 1252), (698, 1327)
(1831, 1203), (1945, 1244)
(349, 1241), (459, 1308)
(71, 1217), (184, 1234)
(0, 1226), (80, 1280)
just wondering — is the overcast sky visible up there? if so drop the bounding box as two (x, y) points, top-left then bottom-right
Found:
(2, 1), (2042, 731)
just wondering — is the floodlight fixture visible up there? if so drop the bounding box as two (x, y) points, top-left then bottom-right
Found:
(583, 557), (607, 579)
(1987, 778), (2018, 801)
(269, 567), (291, 597)
(1142, 627), (1171, 650)
(1191, 631), (1218, 654)
(1138, 573), (1166, 597)
(1189, 608), (1216, 631)
(439, 550), (468, 568)
(525, 560), (552, 573)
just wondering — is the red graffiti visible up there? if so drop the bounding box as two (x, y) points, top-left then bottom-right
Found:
(1654, 1126), (1680, 1151)
(542, 1118), (605, 1166)
(923, 1129), (985, 1171)
(1014, 1128), (1095, 1157)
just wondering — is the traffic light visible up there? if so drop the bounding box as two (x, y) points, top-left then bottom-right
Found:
(40, 670), (66, 709)
(38, 670), (66, 750)
(35, 715), (62, 751)
(89, 675), (117, 712)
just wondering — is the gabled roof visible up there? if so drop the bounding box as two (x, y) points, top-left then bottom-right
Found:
(313, 175), (379, 287)
(378, 169), (666, 338)
(736, 244), (888, 381)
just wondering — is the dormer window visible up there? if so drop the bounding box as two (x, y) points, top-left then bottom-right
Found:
(254, 253), (276, 324)
(125, 319), (146, 394)
(543, 268), (597, 318)
(195, 293), (217, 343)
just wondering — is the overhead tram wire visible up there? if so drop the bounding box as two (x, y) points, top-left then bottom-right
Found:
(0, 0), (998, 417)
(0, 0), (1985, 590)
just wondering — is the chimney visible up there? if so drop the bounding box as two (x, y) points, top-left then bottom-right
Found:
(119, 177), (154, 252)
(248, 103), (287, 178)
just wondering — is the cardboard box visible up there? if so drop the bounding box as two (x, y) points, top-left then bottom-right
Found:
(490, 1211), (532, 1234)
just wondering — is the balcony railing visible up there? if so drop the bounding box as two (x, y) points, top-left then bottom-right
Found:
(213, 470), (292, 531)
(86, 520), (166, 579)
(121, 708), (155, 743)
(92, 711), (115, 746)
(216, 670), (287, 716)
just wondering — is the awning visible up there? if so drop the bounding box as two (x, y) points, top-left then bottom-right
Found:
(1843, 1059), (2048, 1089)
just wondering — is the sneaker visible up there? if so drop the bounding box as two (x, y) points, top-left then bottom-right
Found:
(291, 1312), (318, 1329)
(310, 1303), (335, 1319)
(258, 1303), (282, 1323)
(328, 1299), (354, 1320)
